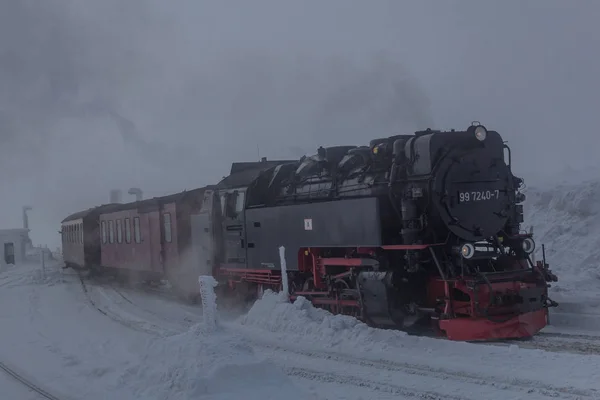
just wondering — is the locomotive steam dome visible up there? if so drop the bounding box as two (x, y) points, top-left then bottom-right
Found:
(430, 128), (513, 242)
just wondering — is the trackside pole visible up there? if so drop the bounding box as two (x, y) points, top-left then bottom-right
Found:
(279, 246), (289, 301)
(198, 275), (218, 333)
(40, 246), (46, 280)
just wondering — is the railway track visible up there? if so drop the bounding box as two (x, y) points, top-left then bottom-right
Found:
(244, 335), (598, 400)
(474, 330), (600, 355)
(73, 275), (600, 398)
(80, 273), (600, 357)
(77, 273), (175, 337)
(539, 331), (600, 342)
(0, 360), (64, 400)
(109, 286), (198, 328)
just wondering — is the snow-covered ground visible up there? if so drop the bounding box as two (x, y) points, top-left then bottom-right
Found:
(3, 179), (600, 400)
(0, 362), (47, 400)
(2, 252), (600, 400)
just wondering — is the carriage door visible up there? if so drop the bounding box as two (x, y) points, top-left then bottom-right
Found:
(221, 189), (247, 268)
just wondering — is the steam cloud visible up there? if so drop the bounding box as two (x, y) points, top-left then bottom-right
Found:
(0, 1), (432, 247)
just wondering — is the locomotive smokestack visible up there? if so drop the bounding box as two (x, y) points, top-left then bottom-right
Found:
(109, 189), (122, 203)
(128, 187), (143, 201)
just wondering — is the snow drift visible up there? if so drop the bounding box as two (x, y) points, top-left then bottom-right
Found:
(239, 289), (410, 352)
(112, 325), (313, 400)
(236, 290), (600, 393)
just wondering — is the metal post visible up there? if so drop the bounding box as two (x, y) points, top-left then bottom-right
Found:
(40, 246), (46, 280)
(22, 206), (32, 230)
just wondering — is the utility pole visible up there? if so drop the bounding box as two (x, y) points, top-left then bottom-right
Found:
(40, 245), (46, 280)
(22, 206), (32, 229)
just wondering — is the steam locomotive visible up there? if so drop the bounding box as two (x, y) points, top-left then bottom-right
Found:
(62, 123), (558, 341)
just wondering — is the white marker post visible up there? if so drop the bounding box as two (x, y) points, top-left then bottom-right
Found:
(279, 246), (289, 301)
(198, 275), (219, 333)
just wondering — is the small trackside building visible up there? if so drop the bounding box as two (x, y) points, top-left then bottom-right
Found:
(0, 228), (31, 267)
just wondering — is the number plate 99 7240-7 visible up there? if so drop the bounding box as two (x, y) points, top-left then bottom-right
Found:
(458, 190), (500, 203)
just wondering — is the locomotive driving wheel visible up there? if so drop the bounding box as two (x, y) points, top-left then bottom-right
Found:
(333, 278), (360, 317)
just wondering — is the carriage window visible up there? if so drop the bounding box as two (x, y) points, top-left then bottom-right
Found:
(163, 213), (172, 243)
(134, 217), (141, 243)
(75, 224), (79, 244)
(116, 219), (123, 243)
(79, 223), (83, 244)
(124, 218), (131, 243)
(70, 225), (74, 243)
(108, 220), (115, 244)
(101, 221), (107, 244)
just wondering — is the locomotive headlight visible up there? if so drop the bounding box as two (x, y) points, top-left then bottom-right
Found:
(460, 243), (475, 259)
(522, 237), (536, 254)
(474, 125), (487, 141)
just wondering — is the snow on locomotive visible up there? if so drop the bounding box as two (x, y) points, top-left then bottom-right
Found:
(194, 123), (559, 340)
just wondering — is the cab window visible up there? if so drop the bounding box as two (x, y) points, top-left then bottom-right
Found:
(224, 190), (245, 218)
(220, 194), (227, 216)
(235, 190), (245, 213)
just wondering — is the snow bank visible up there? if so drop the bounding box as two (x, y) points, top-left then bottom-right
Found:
(524, 178), (600, 298)
(239, 289), (410, 351)
(113, 325), (313, 400)
(235, 289), (600, 392)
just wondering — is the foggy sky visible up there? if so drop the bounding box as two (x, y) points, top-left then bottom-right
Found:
(1, 0), (599, 247)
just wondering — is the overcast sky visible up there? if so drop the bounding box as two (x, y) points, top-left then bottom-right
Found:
(1, 0), (599, 246)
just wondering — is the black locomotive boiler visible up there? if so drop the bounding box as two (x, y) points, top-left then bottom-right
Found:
(203, 123), (558, 340)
